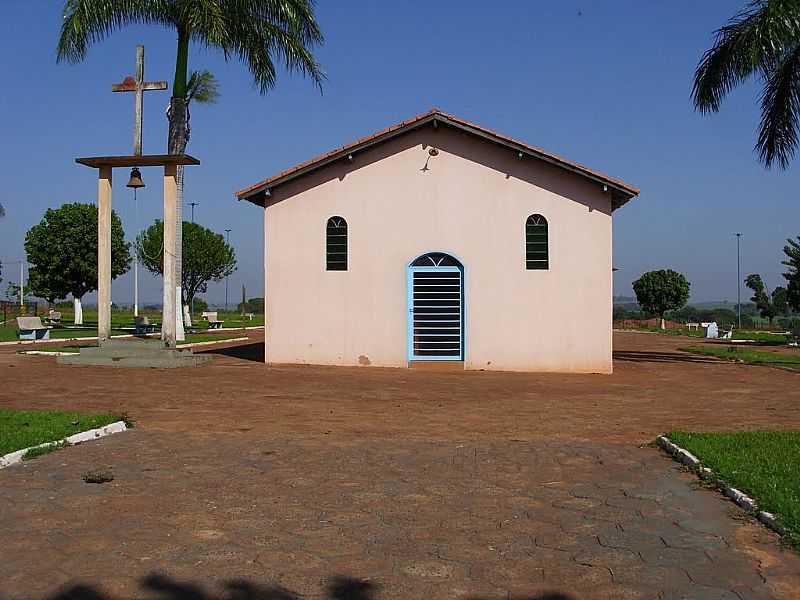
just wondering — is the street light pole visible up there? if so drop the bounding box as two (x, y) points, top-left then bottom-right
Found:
(188, 201), (199, 223)
(224, 229), (232, 311)
(735, 233), (742, 329)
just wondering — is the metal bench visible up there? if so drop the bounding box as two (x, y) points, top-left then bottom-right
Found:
(46, 310), (62, 325)
(134, 316), (157, 335)
(17, 316), (50, 341)
(203, 311), (224, 329)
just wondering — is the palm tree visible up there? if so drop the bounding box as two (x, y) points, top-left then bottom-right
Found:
(58, 1), (323, 157)
(57, 0), (324, 332)
(176, 69), (219, 327)
(692, 1), (800, 169)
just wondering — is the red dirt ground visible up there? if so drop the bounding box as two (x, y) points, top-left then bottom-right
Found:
(2, 331), (798, 444)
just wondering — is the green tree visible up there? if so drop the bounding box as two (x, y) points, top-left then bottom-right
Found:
(25, 203), (131, 324)
(693, 1), (800, 168)
(745, 273), (785, 326)
(138, 221), (236, 307)
(632, 269), (691, 329)
(783, 236), (800, 310)
(773, 285), (790, 316)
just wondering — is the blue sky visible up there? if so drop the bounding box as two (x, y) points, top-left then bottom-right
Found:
(0, 1), (797, 305)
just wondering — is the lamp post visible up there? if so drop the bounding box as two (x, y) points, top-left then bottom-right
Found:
(188, 201), (199, 223)
(224, 229), (232, 311)
(735, 233), (742, 329)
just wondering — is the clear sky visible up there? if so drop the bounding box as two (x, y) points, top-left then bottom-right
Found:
(0, 1), (797, 305)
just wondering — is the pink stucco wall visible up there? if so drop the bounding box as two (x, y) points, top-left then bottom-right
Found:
(262, 126), (613, 373)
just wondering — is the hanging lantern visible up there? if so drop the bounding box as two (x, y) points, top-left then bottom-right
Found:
(126, 167), (145, 189)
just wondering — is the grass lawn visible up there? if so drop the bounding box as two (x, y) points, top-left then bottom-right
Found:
(733, 330), (788, 344)
(680, 345), (800, 369)
(1, 309), (263, 342)
(667, 431), (800, 547)
(0, 409), (120, 456)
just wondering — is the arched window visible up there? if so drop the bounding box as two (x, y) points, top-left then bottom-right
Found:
(326, 216), (348, 271)
(526, 214), (548, 270)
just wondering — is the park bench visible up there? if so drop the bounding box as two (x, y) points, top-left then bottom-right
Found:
(203, 311), (224, 329)
(46, 310), (62, 325)
(17, 316), (50, 341)
(134, 316), (157, 335)
(245, 312), (255, 321)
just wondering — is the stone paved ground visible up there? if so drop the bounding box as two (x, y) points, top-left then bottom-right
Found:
(1, 332), (800, 599)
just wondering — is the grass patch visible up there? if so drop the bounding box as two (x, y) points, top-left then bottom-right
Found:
(667, 431), (800, 547)
(0, 409), (120, 456)
(680, 345), (800, 369)
(733, 330), (788, 344)
(23, 441), (66, 461)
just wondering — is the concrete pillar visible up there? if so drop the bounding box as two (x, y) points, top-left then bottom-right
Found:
(162, 164), (178, 348)
(97, 166), (112, 343)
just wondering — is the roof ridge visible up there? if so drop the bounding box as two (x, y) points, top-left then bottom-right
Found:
(236, 110), (639, 209)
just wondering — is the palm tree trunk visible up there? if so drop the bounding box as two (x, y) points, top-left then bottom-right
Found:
(166, 28), (190, 340)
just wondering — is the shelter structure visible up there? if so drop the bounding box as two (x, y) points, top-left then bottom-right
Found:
(237, 109), (640, 373)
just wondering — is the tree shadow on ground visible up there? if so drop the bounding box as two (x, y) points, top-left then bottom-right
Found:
(200, 341), (264, 363)
(42, 573), (575, 600)
(613, 350), (722, 364)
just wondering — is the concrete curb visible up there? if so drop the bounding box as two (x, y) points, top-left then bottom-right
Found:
(657, 435), (784, 536)
(0, 421), (127, 469)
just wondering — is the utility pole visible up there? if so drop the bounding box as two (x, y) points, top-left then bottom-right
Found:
(188, 201), (199, 223)
(735, 233), (742, 329)
(224, 229), (232, 311)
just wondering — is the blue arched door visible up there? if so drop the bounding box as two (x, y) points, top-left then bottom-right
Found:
(407, 252), (464, 361)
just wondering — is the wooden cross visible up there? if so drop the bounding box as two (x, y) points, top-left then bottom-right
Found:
(112, 45), (168, 156)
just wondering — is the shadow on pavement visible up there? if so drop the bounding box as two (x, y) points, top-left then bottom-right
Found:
(200, 341), (264, 363)
(42, 573), (576, 600)
(613, 350), (721, 364)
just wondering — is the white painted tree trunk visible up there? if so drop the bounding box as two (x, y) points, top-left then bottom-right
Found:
(183, 303), (192, 327)
(660, 317), (666, 330)
(73, 297), (83, 325)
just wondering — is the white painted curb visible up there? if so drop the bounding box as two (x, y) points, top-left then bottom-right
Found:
(0, 421), (127, 469)
(657, 435), (785, 536)
(1, 326), (262, 347)
(182, 337), (249, 348)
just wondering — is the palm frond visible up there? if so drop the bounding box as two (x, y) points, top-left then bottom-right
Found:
(692, 0), (800, 113)
(58, 0), (325, 94)
(187, 70), (221, 104)
(203, 0), (325, 93)
(57, 0), (174, 63)
(757, 44), (800, 168)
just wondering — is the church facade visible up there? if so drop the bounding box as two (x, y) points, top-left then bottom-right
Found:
(237, 110), (638, 373)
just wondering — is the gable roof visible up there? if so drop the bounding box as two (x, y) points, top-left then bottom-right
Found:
(236, 109), (640, 210)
